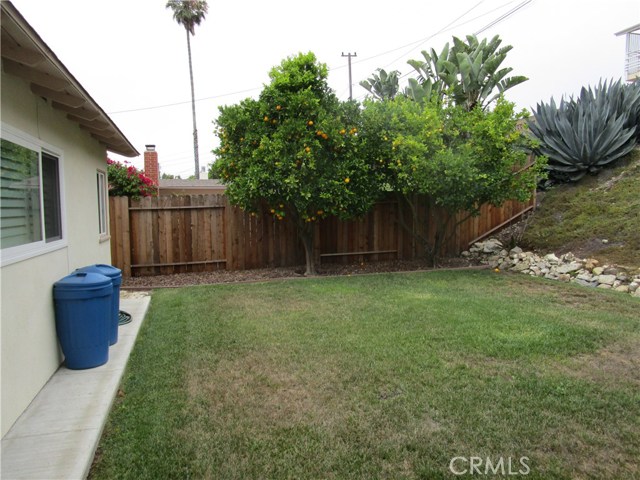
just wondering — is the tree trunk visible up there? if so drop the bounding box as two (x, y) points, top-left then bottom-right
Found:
(299, 226), (317, 276)
(186, 29), (199, 179)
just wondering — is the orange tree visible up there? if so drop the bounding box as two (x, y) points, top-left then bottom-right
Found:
(211, 52), (378, 275)
(360, 96), (545, 265)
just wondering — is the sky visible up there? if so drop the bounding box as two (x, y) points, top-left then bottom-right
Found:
(10, 0), (639, 178)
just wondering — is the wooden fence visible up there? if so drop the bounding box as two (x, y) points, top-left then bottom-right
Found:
(109, 192), (534, 277)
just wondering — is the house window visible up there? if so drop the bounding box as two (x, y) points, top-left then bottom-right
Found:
(0, 139), (42, 248)
(0, 126), (65, 265)
(97, 169), (108, 237)
(42, 152), (62, 242)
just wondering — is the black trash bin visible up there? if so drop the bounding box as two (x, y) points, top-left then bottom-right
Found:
(75, 264), (122, 345)
(53, 272), (112, 369)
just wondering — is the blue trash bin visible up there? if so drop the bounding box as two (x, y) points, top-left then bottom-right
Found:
(75, 264), (122, 345)
(53, 272), (112, 369)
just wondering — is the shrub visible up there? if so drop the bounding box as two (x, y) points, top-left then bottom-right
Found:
(528, 79), (638, 183)
(106, 158), (157, 199)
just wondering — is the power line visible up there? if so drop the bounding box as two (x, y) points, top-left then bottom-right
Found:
(473, 0), (532, 35)
(107, 86), (261, 114)
(108, 1), (531, 113)
(397, 0), (533, 82)
(380, 0), (486, 73)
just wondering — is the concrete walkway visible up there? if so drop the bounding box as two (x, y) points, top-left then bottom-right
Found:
(1, 294), (151, 480)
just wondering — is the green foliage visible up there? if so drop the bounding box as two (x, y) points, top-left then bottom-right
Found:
(361, 96), (544, 263)
(361, 95), (443, 193)
(212, 52), (378, 274)
(529, 79), (638, 183)
(359, 68), (401, 101)
(106, 159), (157, 199)
(407, 34), (528, 111)
(161, 172), (181, 179)
(437, 99), (543, 209)
(165, 0), (208, 35)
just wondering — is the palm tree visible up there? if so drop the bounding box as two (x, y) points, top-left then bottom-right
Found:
(166, 0), (208, 179)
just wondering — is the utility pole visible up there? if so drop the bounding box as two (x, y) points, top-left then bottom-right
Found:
(341, 52), (357, 100)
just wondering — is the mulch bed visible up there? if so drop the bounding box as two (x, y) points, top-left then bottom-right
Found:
(122, 257), (483, 289)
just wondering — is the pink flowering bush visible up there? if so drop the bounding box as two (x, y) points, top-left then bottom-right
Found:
(106, 158), (157, 199)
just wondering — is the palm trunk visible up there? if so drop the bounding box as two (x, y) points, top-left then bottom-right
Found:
(186, 29), (199, 179)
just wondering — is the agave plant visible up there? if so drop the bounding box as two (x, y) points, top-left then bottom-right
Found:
(529, 79), (638, 182)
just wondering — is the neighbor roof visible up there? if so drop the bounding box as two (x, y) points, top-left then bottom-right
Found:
(0, 2), (138, 157)
(159, 179), (225, 189)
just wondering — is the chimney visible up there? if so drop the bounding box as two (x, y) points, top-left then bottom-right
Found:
(143, 144), (159, 186)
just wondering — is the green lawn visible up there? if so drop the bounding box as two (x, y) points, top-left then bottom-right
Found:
(90, 271), (640, 480)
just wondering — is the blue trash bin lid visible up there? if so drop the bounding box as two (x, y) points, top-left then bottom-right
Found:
(53, 272), (113, 299)
(76, 264), (122, 284)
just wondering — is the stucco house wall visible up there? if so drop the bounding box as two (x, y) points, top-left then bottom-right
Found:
(0, 2), (138, 437)
(0, 72), (113, 437)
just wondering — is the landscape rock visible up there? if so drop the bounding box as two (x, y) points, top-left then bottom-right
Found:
(616, 272), (629, 282)
(544, 253), (560, 265)
(573, 278), (597, 288)
(596, 274), (617, 286)
(584, 258), (599, 270)
(556, 262), (583, 274)
(592, 267), (605, 276)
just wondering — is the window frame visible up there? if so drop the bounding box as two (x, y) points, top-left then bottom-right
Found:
(0, 123), (67, 267)
(97, 168), (109, 241)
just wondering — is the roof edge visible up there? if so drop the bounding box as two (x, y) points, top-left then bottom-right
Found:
(1, 2), (139, 157)
(615, 23), (640, 36)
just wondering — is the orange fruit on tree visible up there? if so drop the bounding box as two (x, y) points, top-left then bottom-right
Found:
(307, 120), (314, 126)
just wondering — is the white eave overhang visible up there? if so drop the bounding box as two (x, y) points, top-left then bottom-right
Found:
(1, 2), (139, 157)
(615, 24), (640, 36)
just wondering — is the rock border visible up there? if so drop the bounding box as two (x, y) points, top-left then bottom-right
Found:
(462, 238), (640, 298)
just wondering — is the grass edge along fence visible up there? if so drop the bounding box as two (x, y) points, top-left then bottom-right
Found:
(109, 188), (534, 277)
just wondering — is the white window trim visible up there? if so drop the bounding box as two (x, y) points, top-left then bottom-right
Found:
(0, 122), (67, 267)
(97, 169), (110, 242)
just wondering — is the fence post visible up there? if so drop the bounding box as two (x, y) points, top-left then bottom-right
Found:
(109, 196), (131, 277)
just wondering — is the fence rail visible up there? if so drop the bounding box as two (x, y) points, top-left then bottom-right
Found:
(109, 191), (534, 277)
